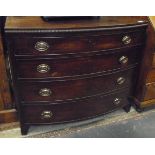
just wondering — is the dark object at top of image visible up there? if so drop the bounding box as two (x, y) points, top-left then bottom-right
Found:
(41, 16), (99, 22)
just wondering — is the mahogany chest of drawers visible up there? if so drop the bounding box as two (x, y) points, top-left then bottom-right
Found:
(4, 16), (148, 135)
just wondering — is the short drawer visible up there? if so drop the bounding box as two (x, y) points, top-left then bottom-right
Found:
(13, 31), (145, 56)
(18, 68), (136, 103)
(22, 89), (130, 124)
(144, 83), (155, 101)
(16, 47), (142, 79)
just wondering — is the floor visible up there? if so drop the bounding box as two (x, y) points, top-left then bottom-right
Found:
(0, 107), (155, 138)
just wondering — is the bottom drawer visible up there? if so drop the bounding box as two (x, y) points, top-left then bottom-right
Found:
(22, 89), (130, 124)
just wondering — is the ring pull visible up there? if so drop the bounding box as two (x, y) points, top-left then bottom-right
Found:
(35, 41), (49, 52)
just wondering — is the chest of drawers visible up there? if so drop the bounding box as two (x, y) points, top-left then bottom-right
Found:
(4, 16), (148, 135)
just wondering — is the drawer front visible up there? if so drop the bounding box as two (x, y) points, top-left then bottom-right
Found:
(16, 47), (142, 79)
(144, 83), (155, 101)
(22, 89), (130, 124)
(19, 68), (136, 103)
(13, 31), (145, 56)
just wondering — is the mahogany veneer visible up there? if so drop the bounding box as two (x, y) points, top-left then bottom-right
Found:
(0, 16), (17, 124)
(133, 17), (155, 111)
(5, 16), (148, 135)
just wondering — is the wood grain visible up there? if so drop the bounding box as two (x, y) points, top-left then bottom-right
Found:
(146, 69), (155, 83)
(5, 16), (148, 30)
(5, 16), (147, 134)
(0, 16), (17, 124)
(0, 91), (4, 110)
(149, 16), (155, 30)
(23, 89), (130, 124)
(134, 17), (155, 102)
(143, 83), (155, 101)
(19, 68), (136, 103)
(152, 53), (155, 68)
(16, 47), (141, 80)
(141, 98), (155, 108)
(0, 109), (18, 123)
(0, 17), (12, 109)
(11, 31), (145, 56)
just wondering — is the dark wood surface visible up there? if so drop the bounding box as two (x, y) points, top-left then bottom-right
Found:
(11, 30), (145, 56)
(5, 16), (148, 30)
(152, 53), (155, 68)
(23, 89), (130, 124)
(19, 68), (136, 103)
(143, 83), (155, 101)
(146, 69), (155, 83)
(5, 16), (148, 135)
(0, 17), (12, 110)
(0, 109), (18, 123)
(134, 18), (155, 100)
(133, 17), (155, 110)
(0, 16), (17, 124)
(16, 47), (142, 79)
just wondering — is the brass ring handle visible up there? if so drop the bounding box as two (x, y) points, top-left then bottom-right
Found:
(41, 111), (53, 119)
(37, 64), (50, 73)
(117, 77), (126, 85)
(39, 88), (52, 97)
(35, 41), (49, 52)
(119, 56), (128, 64)
(113, 98), (121, 105)
(122, 35), (132, 45)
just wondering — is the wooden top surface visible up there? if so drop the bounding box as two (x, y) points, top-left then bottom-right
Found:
(5, 16), (148, 30)
(149, 16), (155, 29)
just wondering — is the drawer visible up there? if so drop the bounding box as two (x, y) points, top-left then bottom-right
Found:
(146, 69), (155, 83)
(16, 47), (142, 79)
(22, 89), (130, 124)
(13, 31), (145, 56)
(144, 83), (155, 101)
(19, 68), (136, 103)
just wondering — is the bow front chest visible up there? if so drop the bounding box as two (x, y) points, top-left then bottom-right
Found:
(5, 16), (148, 135)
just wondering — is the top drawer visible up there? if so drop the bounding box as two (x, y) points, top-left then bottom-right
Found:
(12, 31), (146, 56)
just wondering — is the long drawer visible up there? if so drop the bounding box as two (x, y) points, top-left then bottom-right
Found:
(18, 68), (136, 103)
(16, 47), (142, 79)
(13, 31), (146, 56)
(22, 89), (130, 124)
